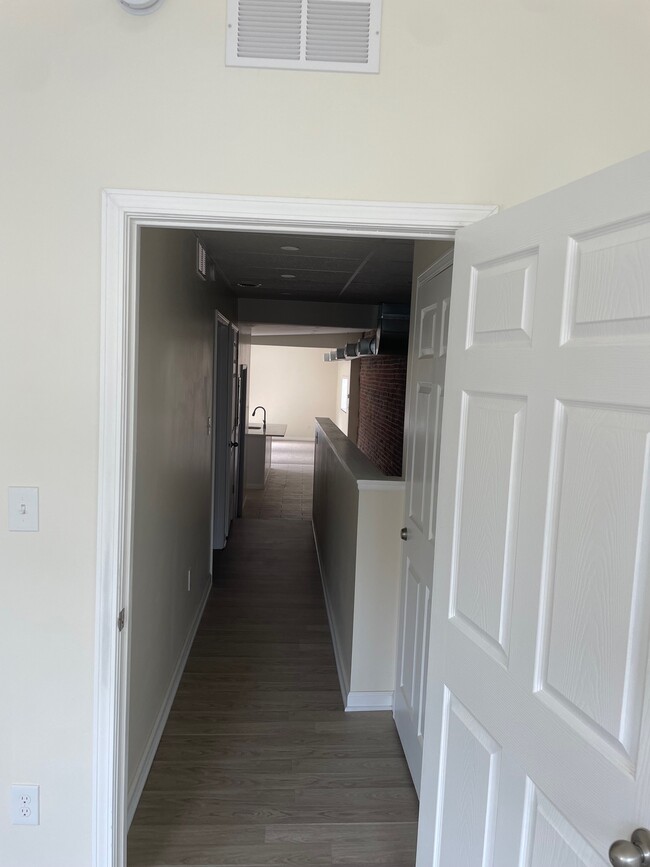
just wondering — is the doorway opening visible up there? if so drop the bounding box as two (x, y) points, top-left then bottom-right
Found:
(94, 189), (494, 867)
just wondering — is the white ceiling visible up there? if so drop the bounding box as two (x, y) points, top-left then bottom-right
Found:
(197, 230), (414, 305)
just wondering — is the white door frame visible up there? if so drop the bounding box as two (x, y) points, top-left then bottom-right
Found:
(212, 312), (233, 551)
(93, 188), (497, 867)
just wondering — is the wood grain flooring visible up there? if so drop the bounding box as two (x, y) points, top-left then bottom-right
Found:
(128, 517), (418, 866)
(242, 440), (314, 521)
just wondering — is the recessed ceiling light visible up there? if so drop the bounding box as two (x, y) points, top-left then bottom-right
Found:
(237, 281), (262, 289)
(281, 245), (300, 252)
(281, 273), (296, 279)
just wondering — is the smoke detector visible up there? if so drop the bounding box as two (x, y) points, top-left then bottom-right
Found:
(117, 0), (166, 14)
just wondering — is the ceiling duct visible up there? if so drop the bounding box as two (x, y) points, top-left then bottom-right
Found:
(323, 306), (408, 363)
(374, 303), (410, 355)
(357, 336), (376, 356)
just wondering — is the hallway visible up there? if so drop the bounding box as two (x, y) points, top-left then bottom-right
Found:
(128, 517), (418, 866)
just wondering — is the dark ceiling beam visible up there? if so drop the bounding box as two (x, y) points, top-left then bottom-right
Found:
(237, 298), (378, 330)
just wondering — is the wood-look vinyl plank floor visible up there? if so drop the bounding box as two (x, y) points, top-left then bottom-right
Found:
(128, 518), (417, 867)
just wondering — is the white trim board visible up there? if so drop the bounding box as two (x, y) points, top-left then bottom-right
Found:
(346, 691), (394, 712)
(126, 577), (211, 828)
(101, 189), (497, 239)
(357, 479), (406, 492)
(94, 188), (497, 867)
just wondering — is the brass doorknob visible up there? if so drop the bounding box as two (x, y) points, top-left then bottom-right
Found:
(610, 829), (650, 867)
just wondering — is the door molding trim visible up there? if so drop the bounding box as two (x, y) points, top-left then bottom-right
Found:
(417, 248), (455, 286)
(94, 188), (497, 867)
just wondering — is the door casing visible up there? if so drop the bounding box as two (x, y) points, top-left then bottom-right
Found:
(94, 189), (497, 867)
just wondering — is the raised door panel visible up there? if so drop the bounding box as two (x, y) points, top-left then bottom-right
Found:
(450, 393), (526, 666)
(420, 303), (439, 357)
(399, 563), (422, 713)
(520, 785), (607, 867)
(468, 250), (538, 347)
(434, 692), (501, 867)
(563, 218), (650, 343)
(536, 401), (650, 768)
(398, 561), (432, 741)
(440, 297), (451, 358)
(409, 383), (440, 535)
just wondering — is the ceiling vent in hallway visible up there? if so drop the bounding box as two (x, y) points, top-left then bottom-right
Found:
(196, 240), (209, 281)
(226, 0), (382, 73)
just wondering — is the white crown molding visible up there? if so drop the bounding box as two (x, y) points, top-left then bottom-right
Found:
(94, 187), (498, 867)
(102, 188), (498, 240)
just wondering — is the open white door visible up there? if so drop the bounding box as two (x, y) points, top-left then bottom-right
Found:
(417, 152), (650, 866)
(227, 326), (240, 531)
(212, 314), (231, 550)
(395, 251), (453, 794)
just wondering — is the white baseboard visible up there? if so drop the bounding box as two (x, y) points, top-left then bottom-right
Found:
(312, 521), (350, 707)
(345, 691), (394, 712)
(126, 577), (212, 827)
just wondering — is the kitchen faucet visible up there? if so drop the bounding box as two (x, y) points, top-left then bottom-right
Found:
(252, 405), (267, 430)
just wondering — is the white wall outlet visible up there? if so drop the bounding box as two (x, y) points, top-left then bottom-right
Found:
(187, 569), (191, 592)
(8, 487), (39, 532)
(11, 785), (39, 825)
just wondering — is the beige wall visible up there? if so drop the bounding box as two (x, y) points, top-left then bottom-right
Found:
(249, 345), (339, 440)
(1, 1), (650, 862)
(127, 229), (227, 811)
(412, 240), (454, 281)
(335, 360), (352, 435)
(351, 485), (405, 695)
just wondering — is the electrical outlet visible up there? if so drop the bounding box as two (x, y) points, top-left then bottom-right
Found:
(11, 785), (39, 825)
(187, 569), (191, 592)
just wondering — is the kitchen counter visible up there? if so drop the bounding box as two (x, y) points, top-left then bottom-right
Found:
(246, 423), (288, 438)
(244, 423), (287, 489)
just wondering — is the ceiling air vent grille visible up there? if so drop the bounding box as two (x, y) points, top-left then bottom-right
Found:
(237, 0), (302, 60)
(306, 1), (370, 65)
(226, 0), (382, 73)
(196, 240), (208, 281)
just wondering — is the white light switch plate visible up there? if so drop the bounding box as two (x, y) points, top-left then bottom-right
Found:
(8, 487), (39, 532)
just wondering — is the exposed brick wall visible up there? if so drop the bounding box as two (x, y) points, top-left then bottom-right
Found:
(356, 355), (407, 477)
